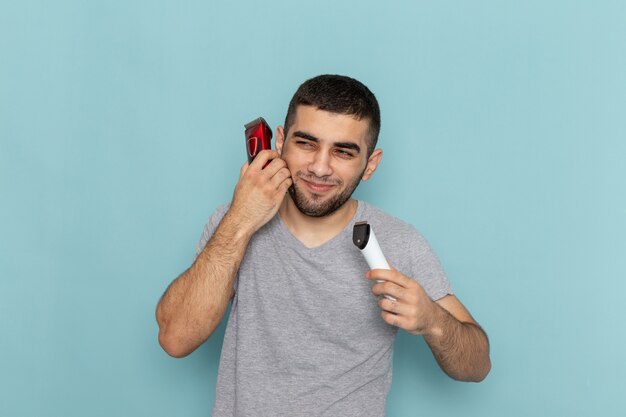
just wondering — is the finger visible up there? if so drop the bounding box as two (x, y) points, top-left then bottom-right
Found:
(380, 310), (412, 330)
(270, 167), (292, 189)
(264, 157), (287, 178)
(366, 268), (413, 289)
(249, 149), (279, 171)
(371, 281), (407, 301)
(278, 177), (293, 194)
(377, 297), (416, 318)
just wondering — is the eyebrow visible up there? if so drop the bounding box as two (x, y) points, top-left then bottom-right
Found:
(293, 130), (361, 154)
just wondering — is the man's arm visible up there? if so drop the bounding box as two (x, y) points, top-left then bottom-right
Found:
(156, 150), (292, 358)
(367, 270), (491, 382)
(156, 212), (250, 358)
(423, 295), (491, 382)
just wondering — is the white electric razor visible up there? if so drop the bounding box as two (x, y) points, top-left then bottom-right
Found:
(353, 221), (396, 301)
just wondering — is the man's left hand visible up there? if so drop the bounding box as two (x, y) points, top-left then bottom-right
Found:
(366, 268), (437, 336)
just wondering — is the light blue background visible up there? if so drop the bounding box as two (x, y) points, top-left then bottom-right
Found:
(1, 1), (625, 416)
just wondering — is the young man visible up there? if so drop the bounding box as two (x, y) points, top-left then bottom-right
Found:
(156, 75), (491, 416)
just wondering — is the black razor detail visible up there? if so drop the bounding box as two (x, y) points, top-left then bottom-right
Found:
(353, 221), (370, 250)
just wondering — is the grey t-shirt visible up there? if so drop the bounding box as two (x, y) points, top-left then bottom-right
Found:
(196, 201), (452, 417)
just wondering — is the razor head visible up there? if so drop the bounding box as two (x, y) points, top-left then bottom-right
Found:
(353, 221), (370, 250)
(244, 117), (273, 163)
(244, 117), (268, 130)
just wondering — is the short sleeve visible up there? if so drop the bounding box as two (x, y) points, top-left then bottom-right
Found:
(404, 228), (453, 301)
(195, 204), (230, 258)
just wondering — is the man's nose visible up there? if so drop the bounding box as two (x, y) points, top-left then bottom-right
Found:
(307, 150), (333, 178)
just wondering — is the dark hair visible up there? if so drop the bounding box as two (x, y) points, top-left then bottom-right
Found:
(283, 74), (381, 156)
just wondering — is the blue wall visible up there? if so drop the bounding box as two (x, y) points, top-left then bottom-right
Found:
(1, 1), (625, 416)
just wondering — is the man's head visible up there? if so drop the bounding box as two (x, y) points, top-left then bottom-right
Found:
(276, 75), (383, 217)
(283, 74), (381, 157)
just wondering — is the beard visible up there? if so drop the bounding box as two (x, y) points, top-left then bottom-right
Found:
(288, 168), (365, 217)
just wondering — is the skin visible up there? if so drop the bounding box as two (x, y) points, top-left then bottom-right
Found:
(156, 105), (490, 382)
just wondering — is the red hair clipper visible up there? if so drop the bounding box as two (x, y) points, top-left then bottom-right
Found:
(244, 117), (273, 163)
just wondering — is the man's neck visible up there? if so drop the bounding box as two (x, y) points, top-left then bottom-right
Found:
(278, 196), (358, 249)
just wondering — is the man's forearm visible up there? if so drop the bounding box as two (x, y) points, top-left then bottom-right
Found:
(424, 305), (491, 382)
(156, 211), (252, 357)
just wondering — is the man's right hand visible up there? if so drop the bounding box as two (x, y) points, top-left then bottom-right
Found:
(229, 150), (292, 235)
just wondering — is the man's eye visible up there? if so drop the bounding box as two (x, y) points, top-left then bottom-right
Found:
(335, 149), (354, 158)
(297, 141), (314, 148)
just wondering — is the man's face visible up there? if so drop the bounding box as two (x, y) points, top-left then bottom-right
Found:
(276, 105), (382, 217)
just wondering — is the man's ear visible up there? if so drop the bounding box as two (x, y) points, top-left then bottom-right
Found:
(361, 149), (383, 181)
(275, 126), (285, 156)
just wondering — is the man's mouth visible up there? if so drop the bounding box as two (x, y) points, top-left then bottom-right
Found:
(300, 177), (338, 193)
